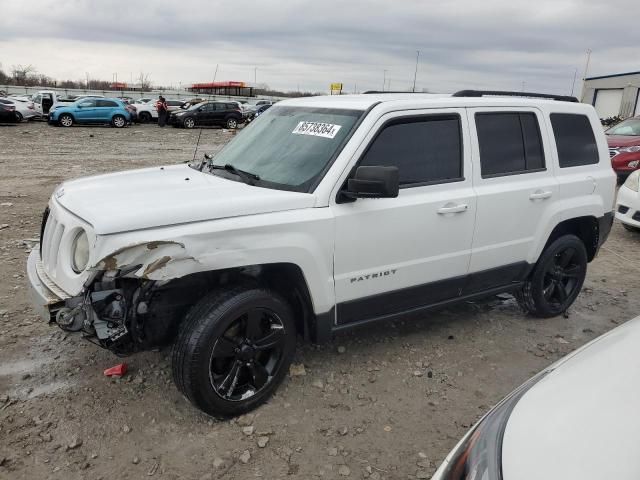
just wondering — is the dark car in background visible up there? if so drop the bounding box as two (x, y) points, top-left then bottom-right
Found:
(0, 103), (19, 123)
(606, 116), (640, 180)
(169, 101), (244, 129)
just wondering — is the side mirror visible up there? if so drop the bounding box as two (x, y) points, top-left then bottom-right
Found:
(344, 166), (399, 199)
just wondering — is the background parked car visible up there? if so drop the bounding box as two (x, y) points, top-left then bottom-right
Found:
(0, 103), (19, 123)
(615, 169), (640, 232)
(166, 99), (186, 112)
(0, 97), (38, 122)
(48, 97), (132, 128)
(606, 116), (640, 181)
(169, 101), (243, 129)
(432, 315), (640, 480)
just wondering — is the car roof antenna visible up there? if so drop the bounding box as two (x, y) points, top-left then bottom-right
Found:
(191, 128), (204, 164)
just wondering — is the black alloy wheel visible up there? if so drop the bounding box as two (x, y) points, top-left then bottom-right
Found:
(209, 308), (286, 402)
(172, 286), (296, 417)
(517, 234), (588, 317)
(541, 246), (584, 308)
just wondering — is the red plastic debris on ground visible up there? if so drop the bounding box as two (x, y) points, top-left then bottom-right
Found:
(103, 363), (128, 377)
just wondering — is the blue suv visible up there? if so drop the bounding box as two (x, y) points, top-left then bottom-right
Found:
(49, 98), (131, 128)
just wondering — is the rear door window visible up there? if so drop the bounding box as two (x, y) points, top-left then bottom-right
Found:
(550, 113), (599, 167)
(475, 112), (545, 177)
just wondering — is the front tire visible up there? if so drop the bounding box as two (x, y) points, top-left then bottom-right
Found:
(112, 114), (126, 128)
(517, 234), (588, 318)
(172, 286), (296, 417)
(183, 117), (195, 129)
(59, 114), (73, 127)
(15, 112), (23, 122)
(139, 111), (152, 123)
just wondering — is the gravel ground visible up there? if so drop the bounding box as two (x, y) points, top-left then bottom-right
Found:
(1, 121), (639, 480)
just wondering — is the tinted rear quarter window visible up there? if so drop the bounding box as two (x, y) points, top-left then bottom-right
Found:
(360, 115), (463, 186)
(475, 112), (545, 177)
(550, 113), (599, 167)
(97, 100), (117, 107)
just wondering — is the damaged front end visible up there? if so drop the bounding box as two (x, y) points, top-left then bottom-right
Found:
(55, 267), (213, 355)
(46, 240), (213, 355)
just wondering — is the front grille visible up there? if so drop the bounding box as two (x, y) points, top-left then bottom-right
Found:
(609, 148), (619, 158)
(633, 211), (640, 222)
(41, 209), (66, 275)
(618, 205), (630, 214)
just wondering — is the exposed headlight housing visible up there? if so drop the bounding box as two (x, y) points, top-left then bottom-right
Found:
(432, 372), (547, 480)
(623, 170), (640, 192)
(71, 230), (90, 273)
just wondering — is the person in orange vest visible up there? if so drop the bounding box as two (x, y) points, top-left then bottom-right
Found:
(156, 95), (168, 127)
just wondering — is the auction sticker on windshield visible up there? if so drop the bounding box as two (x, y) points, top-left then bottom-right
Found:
(292, 121), (342, 139)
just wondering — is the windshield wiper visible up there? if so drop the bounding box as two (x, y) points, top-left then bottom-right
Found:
(208, 163), (260, 185)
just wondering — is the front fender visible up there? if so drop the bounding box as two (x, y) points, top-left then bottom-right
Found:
(90, 209), (336, 314)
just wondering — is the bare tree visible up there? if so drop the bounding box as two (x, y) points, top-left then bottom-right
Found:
(11, 64), (37, 84)
(138, 72), (152, 91)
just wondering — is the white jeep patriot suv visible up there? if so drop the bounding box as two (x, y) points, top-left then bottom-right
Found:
(27, 90), (615, 416)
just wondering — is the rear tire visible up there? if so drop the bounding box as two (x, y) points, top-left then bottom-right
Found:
(517, 234), (588, 318)
(15, 112), (23, 122)
(112, 114), (126, 128)
(172, 286), (296, 417)
(59, 114), (73, 127)
(226, 117), (238, 129)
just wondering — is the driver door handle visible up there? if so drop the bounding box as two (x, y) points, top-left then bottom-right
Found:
(437, 203), (468, 214)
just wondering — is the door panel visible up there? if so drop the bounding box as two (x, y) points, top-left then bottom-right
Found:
(467, 107), (558, 278)
(332, 108), (476, 325)
(75, 100), (98, 121)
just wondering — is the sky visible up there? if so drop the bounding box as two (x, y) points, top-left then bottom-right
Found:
(1, 0), (639, 95)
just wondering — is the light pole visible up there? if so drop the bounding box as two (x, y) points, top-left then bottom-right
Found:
(382, 70), (387, 91)
(570, 68), (577, 96)
(254, 67), (257, 85)
(412, 50), (420, 92)
(580, 49), (592, 102)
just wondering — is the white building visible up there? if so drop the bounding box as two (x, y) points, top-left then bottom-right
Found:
(582, 71), (640, 119)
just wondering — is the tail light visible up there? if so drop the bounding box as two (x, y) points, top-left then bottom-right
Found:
(7, 106), (15, 111)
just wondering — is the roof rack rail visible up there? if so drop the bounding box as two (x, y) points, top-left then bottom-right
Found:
(452, 90), (579, 103)
(361, 90), (422, 94)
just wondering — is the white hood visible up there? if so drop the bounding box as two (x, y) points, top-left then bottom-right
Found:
(501, 316), (640, 480)
(55, 164), (316, 234)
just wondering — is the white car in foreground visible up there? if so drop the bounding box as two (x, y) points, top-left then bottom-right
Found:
(432, 316), (640, 480)
(616, 170), (640, 232)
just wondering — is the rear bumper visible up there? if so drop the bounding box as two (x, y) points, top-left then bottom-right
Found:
(597, 211), (614, 248)
(27, 248), (68, 322)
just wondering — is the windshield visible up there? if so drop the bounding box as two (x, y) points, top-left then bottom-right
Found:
(203, 105), (363, 191)
(187, 102), (206, 111)
(606, 118), (640, 136)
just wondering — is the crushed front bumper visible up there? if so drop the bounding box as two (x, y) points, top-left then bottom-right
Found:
(27, 247), (69, 322)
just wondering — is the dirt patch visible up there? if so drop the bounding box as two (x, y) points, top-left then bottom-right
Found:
(1, 121), (639, 479)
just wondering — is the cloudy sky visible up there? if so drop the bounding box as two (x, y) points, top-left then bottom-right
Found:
(1, 0), (639, 94)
